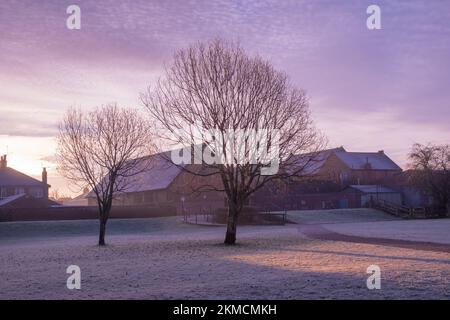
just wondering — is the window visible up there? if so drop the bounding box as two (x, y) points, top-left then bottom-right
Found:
(144, 192), (154, 203)
(30, 188), (44, 198)
(167, 192), (174, 201)
(0, 187), (7, 199)
(133, 193), (144, 204)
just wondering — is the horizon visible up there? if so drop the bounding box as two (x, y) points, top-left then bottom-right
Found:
(1, 0), (450, 196)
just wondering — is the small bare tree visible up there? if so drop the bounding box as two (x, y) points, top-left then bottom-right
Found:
(49, 189), (71, 202)
(408, 143), (450, 216)
(142, 39), (324, 245)
(57, 104), (154, 245)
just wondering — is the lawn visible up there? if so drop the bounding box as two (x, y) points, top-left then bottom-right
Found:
(0, 210), (448, 299)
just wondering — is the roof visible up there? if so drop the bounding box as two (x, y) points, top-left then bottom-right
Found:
(348, 185), (398, 193)
(289, 147), (346, 175)
(0, 167), (48, 187)
(334, 151), (401, 171)
(0, 194), (58, 208)
(288, 147), (401, 176)
(87, 151), (184, 197)
(0, 193), (26, 207)
(123, 152), (183, 192)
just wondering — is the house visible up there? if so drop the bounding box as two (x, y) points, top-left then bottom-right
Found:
(297, 147), (402, 185)
(62, 188), (91, 206)
(83, 146), (403, 213)
(252, 147), (403, 210)
(0, 155), (50, 200)
(85, 151), (225, 214)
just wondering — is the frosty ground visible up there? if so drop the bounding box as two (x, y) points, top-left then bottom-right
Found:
(0, 209), (449, 299)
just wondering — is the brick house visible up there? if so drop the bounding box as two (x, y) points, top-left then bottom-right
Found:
(297, 147), (402, 185)
(0, 155), (50, 200)
(86, 151), (225, 214)
(252, 147), (403, 210)
(83, 146), (403, 213)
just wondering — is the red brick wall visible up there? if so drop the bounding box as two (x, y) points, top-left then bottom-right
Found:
(316, 153), (401, 186)
(252, 191), (361, 210)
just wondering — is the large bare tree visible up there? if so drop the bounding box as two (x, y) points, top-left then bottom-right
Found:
(57, 104), (154, 245)
(142, 39), (324, 245)
(408, 143), (450, 216)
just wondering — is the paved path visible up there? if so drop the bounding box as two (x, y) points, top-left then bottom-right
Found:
(298, 224), (450, 253)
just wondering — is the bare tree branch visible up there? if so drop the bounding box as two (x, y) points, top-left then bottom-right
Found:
(56, 104), (156, 245)
(141, 39), (325, 244)
(408, 143), (450, 216)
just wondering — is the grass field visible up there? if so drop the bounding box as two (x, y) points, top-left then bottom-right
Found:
(0, 209), (448, 299)
(286, 208), (399, 224)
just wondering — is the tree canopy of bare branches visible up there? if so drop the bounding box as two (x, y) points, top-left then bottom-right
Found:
(57, 104), (155, 245)
(408, 143), (450, 216)
(142, 39), (324, 244)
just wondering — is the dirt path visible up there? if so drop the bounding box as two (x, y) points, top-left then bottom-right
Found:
(298, 224), (450, 253)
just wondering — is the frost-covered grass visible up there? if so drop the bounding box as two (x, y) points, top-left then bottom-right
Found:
(0, 213), (448, 300)
(325, 219), (450, 245)
(287, 208), (399, 225)
(0, 216), (201, 245)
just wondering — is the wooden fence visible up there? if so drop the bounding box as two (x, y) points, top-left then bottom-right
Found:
(372, 199), (438, 219)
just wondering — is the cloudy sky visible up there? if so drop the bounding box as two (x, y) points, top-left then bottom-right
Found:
(0, 0), (449, 196)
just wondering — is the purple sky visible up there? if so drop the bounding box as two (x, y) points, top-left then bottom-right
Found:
(0, 0), (449, 196)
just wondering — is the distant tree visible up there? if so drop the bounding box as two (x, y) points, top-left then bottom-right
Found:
(49, 189), (71, 202)
(142, 39), (324, 245)
(56, 105), (154, 245)
(408, 143), (450, 216)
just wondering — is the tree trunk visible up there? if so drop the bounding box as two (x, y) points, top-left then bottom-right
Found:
(98, 216), (107, 246)
(224, 205), (238, 245)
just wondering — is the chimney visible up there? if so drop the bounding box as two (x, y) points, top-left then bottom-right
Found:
(42, 167), (48, 185)
(42, 167), (49, 199)
(378, 150), (384, 154)
(0, 155), (6, 169)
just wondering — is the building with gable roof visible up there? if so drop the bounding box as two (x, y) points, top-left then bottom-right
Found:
(305, 147), (402, 186)
(0, 155), (50, 200)
(80, 146), (403, 213)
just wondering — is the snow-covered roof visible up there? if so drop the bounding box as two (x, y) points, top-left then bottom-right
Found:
(87, 151), (184, 197)
(0, 194), (58, 208)
(334, 151), (401, 171)
(289, 147), (345, 175)
(123, 152), (183, 192)
(288, 147), (401, 175)
(0, 193), (26, 207)
(348, 185), (398, 193)
(0, 167), (48, 187)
